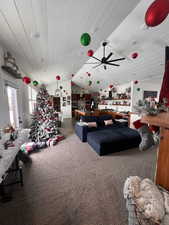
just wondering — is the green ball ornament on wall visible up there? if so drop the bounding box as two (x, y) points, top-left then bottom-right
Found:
(80, 33), (91, 46)
(97, 81), (100, 84)
(137, 88), (140, 91)
(33, 80), (38, 86)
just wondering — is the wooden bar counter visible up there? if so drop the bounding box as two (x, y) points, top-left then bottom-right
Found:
(74, 109), (129, 121)
(141, 112), (169, 190)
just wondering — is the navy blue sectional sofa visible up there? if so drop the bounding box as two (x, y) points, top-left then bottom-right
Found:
(75, 115), (141, 156)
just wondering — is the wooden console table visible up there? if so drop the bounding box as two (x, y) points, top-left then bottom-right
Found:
(141, 112), (169, 190)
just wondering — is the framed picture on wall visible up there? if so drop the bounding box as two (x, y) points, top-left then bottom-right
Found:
(67, 101), (70, 105)
(62, 102), (66, 107)
(143, 91), (158, 99)
(67, 96), (70, 100)
(62, 97), (66, 101)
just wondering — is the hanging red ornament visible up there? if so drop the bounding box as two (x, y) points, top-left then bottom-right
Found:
(56, 75), (61, 80)
(72, 74), (74, 77)
(109, 84), (113, 89)
(131, 52), (138, 59)
(71, 81), (75, 86)
(86, 72), (91, 77)
(134, 80), (138, 84)
(87, 50), (94, 57)
(63, 90), (66, 92)
(145, 0), (169, 27)
(22, 76), (31, 84)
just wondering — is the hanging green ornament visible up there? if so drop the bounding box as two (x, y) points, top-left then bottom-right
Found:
(88, 80), (92, 86)
(80, 33), (91, 46)
(137, 88), (140, 91)
(97, 81), (100, 84)
(33, 80), (38, 86)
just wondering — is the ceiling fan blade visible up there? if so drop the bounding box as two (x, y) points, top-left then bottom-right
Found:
(103, 45), (105, 58)
(91, 56), (102, 62)
(108, 57), (125, 63)
(85, 62), (100, 64)
(107, 62), (120, 66)
(92, 63), (102, 69)
(105, 52), (113, 61)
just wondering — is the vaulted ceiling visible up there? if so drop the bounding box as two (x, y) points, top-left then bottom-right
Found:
(0, 0), (167, 91)
(0, 0), (138, 86)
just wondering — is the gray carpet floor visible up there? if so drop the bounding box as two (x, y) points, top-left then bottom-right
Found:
(0, 120), (157, 225)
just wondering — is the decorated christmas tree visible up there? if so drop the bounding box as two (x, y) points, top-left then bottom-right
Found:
(29, 84), (60, 143)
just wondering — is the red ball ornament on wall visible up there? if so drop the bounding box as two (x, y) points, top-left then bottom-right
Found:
(56, 75), (61, 80)
(22, 76), (31, 84)
(131, 52), (138, 59)
(109, 84), (113, 89)
(134, 80), (138, 84)
(145, 0), (169, 27)
(72, 74), (74, 77)
(87, 50), (94, 57)
(86, 72), (91, 77)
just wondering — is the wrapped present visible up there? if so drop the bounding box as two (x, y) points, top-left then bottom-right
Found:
(20, 142), (36, 153)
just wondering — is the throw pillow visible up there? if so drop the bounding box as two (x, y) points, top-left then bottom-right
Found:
(138, 125), (154, 151)
(133, 119), (144, 129)
(87, 122), (97, 128)
(104, 119), (113, 126)
(135, 178), (165, 224)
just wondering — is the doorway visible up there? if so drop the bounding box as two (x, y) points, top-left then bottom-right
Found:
(6, 86), (19, 128)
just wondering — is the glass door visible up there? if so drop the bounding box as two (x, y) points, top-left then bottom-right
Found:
(6, 86), (19, 128)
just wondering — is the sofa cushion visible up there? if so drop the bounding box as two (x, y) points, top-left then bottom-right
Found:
(86, 122), (97, 128)
(81, 116), (98, 123)
(87, 126), (141, 155)
(104, 119), (113, 126)
(97, 115), (113, 126)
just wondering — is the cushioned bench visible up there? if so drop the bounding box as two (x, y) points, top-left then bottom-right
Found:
(87, 125), (141, 156)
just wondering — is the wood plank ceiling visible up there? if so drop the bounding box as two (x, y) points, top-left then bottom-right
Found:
(0, 0), (138, 88)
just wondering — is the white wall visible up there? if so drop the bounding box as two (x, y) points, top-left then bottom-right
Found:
(0, 46), (30, 128)
(47, 80), (72, 119)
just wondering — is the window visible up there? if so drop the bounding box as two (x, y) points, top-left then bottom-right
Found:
(6, 86), (19, 128)
(28, 86), (37, 114)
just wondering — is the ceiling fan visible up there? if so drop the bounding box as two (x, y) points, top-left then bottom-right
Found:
(86, 42), (125, 70)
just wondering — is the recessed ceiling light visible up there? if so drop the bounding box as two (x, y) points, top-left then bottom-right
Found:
(31, 32), (40, 38)
(132, 40), (137, 45)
